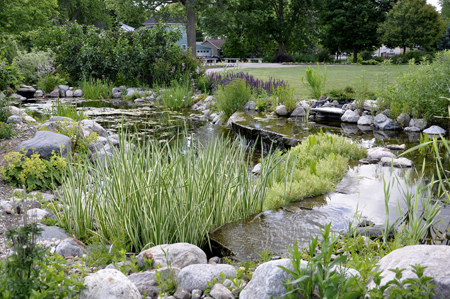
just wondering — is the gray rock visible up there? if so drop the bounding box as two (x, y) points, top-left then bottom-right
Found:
(356, 225), (393, 239)
(335, 173), (358, 194)
(409, 118), (427, 130)
(367, 147), (396, 160)
(37, 224), (69, 242)
(26, 208), (49, 221)
(79, 269), (141, 299)
(203, 109), (211, 118)
(374, 113), (400, 130)
(290, 106), (306, 117)
(423, 125), (447, 137)
(55, 238), (88, 258)
(252, 163), (261, 175)
(15, 131), (72, 159)
(191, 289), (202, 299)
(240, 259), (303, 299)
(275, 105), (288, 116)
(385, 144), (406, 150)
(60, 89), (66, 97)
(34, 90), (43, 97)
(134, 98), (144, 103)
(367, 245), (450, 298)
(226, 111), (246, 128)
(137, 243), (207, 270)
(58, 85), (69, 91)
(364, 100), (378, 112)
(112, 92), (122, 98)
(177, 264), (236, 292)
(380, 157), (412, 168)
(73, 89), (84, 97)
(49, 116), (75, 122)
(48, 89), (60, 98)
(208, 257), (220, 264)
(242, 101), (256, 110)
(173, 287), (190, 299)
(79, 119), (108, 137)
(404, 126), (421, 132)
(210, 284), (233, 299)
(397, 113), (411, 127)
(357, 115), (374, 126)
(128, 267), (180, 298)
(23, 115), (36, 122)
(126, 88), (135, 97)
(65, 90), (74, 98)
(17, 85), (36, 98)
(341, 110), (360, 123)
(204, 96), (215, 102)
(7, 115), (22, 124)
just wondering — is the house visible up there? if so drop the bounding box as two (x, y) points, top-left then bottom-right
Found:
(374, 46), (404, 58)
(201, 39), (225, 57)
(120, 24), (135, 31)
(196, 42), (212, 58)
(142, 16), (188, 50)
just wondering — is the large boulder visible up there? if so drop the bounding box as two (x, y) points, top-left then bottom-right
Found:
(341, 110), (360, 123)
(357, 115), (374, 126)
(367, 245), (450, 298)
(409, 118), (427, 131)
(17, 85), (36, 98)
(363, 100), (378, 112)
(55, 238), (88, 258)
(374, 114), (400, 130)
(367, 147), (396, 160)
(423, 125), (447, 138)
(242, 101), (256, 110)
(128, 267), (181, 298)
(136, 243), (207, 269)
(73, 89), (84, 97)
(275, 105), (289, 116)
(240, 259), (300, 299)
(79, 119), (108, 137)
(226, 111), (246, 128)
(290, 106), (306, 117)
(37, 224), (69, 242)
(397, 113), (411, 127)
(79, 269), (141, 299)
(15, 131), (72, 159)
(177, 264), (236, 292)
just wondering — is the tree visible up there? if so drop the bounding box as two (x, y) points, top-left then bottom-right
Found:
(437, 22), (450, 50)
(56, 0), (112, 28)
(321, 0), (396, 63)
(440, 0), (450, 24)
(0, 0), (57, 34)
(106, 0), (151, 28)
(378, 0), (444, 54)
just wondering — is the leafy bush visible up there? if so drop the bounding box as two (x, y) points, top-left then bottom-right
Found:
(36, 56), (67, 93)
(361, 59), (379, 65)
(78, 77), (113, 99)
(0, 221), (85, 298)
(274, 53), (293, 63)
(271, 85), (296, 112)
(379, 50), (450, 120)
(263, 133), (366, 209)
(263, 55), (275, 63)
(348, 54), (363, 64)
(0, 150), (67, 191)
(0, 35), (20, 63)
(360, 50), (374, 61)
(159, 77), (194, 109)
(316, 48), (332, 62)
(0, 122), (14, 140)
(0, 98), (11, 122)
(16, 24), (203, 87)
(391, 51), (435, 65)
(215, 78), (252, 117)
(374, 56), (386, 63)
(12, 49), (53, 84)
(301, 64), (327, 99)
(326, 87), (355, 100)
(291, 53), (316, 63)
(0, 56), (23, 92)
(196, 75), (214, 94)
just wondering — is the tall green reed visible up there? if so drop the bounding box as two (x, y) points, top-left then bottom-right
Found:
(51, 100), (86, 121)
(301, 64), (327, 99)
(57, 134), (281, 252)
(78, 77), (114, 99)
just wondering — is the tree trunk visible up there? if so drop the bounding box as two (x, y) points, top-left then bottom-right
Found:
(353, 46), (358, 63)
(403, 46), (407, 55)
(186, 0), (196, 57)
(278, 42), (286, 55)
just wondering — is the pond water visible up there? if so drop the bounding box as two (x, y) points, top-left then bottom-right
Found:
(21, 99), (450, 260)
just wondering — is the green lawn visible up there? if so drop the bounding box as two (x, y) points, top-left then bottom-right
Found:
(241, 65), (410, 99)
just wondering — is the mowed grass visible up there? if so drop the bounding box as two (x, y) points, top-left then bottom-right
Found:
(242, 65), (410, 99)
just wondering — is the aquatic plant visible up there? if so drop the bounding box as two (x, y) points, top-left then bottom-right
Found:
(215, 78), (252, 117)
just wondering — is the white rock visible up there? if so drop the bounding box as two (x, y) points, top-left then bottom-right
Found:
(73, 89), (84, 97)
(341, 110), (360, 123)
(357, 115), (374, 126)
(380, 157), (412, 168)
(78, 269), (141, 299)
(252, 163), (261, 175)
(177, 264), (236, 292)
(26, 208), (49, 220)
(409, 118), (427, 130)
(423, 125), (447, 137)
(367, 147), (396, 160)
(210, 283), (233, 299)
(137, 243), (207, 269)
(275, 105), (288, 116)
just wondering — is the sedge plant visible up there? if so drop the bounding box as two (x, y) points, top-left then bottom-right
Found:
(301, 64), (327, 99)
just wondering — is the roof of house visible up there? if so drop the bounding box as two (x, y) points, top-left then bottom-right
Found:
(196, 44), (212, 50)
(143, 15), (185, 25)
(202, 39), (226, 49)
(120, 24), (135, 31)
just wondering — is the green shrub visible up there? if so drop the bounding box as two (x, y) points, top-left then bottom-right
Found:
(326, 87), (355, 101)
(51, 101), (86, 121)
(12, 49), (53, 84)
(0, 122), (14, 140)
(0, 150), (67, 191)
(379, 50), (450, 120)
(374, 56), (386, 63)
(348, 54), (363, 64)
(0, 99), (11, 122)
(196, 75), (214, 94)
(0, 56), (23, 92)
(361, 59), (379, 65)
(38, 73), (67, 93)
(316, 48), (332, 63)
(215, 78), (252, 117)
(271, 85), (296, 112)
(291, 53), (316, 63)
(301, 64), (327, 99)
(263, 55), (275, 63)
(159, 78), (195, 109)
(263, 133), (366, 209)
(78, 77), (113, 99)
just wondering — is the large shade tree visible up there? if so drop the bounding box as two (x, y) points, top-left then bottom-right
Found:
(56, 0), (113, 28)
(321, 0), (396, 63)
(378, 0), (444, 53)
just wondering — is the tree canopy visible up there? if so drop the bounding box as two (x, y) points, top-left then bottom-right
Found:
(320, 0), (396, 63)
(378, 0), (444, 53)
(56, 0), (112, 28)
(437, 22), (450, 50)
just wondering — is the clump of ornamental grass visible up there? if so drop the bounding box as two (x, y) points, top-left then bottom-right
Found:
(263, 132), (366, 209)
(159, 76), (195, 109)
(57, 134), (282, 252)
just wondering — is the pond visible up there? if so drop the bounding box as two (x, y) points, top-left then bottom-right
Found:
(21, 98), (450, 260)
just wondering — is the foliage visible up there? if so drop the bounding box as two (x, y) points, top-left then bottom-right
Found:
(215, 78), (252, 117)
(280, 224), (361, 299)
(301, 64), (327, 99)
(378, 0), (444, 52)
(12, 49), (54, 84)
(196, 75), (214, 94)
(0, 36), (20, 64)
(271, 85), (296, 112)
(378, 50), (450, 120)
(56, 0), (112, 28)
(106, 0), (150, 28)
(51, 101), (86, 122)
(390, 51), (435, 65)
(438, 23), (450, 51)
(0, 0), (57, 34)
(57, 135), (281, 251)
(0, 56), (23, 92)
(154, 249), (180, 297)
(0, 122), (14, 140)
(38, 74), (67, 94)
(0, 99), (11, 122)
(274, 53), (293, 63)
(263, 132), (366, 209)
(326, 86), (356, 101)
(0, 222), (84, 298)
(291, 53), (316, 63)
(159, 77), (195, 109)
(316, 48), (332, 63)
(16, 23), (202, 87)
(360, 51), (374, 61)
(78, 77), (113, 100)
(0, 150), (67, 191)
(321, 0), (395, 63)
(348, 54), (363, 64)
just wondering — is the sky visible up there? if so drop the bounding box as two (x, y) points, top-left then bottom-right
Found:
(427, 0), (442, 10)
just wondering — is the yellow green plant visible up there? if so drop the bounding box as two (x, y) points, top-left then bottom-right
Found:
(0, 150), (67, 190)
